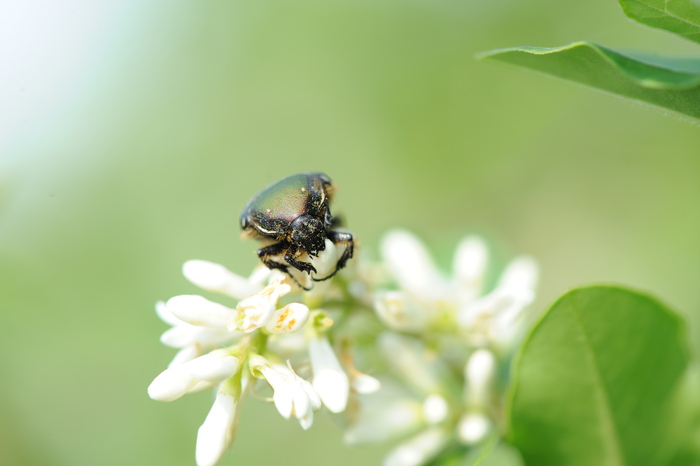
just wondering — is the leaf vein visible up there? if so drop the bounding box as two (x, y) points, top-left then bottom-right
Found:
(570, 294), (626, 466)
(631, 0), (700, 31)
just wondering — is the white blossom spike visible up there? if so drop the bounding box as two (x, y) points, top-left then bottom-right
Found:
(309, 335), (349, 413)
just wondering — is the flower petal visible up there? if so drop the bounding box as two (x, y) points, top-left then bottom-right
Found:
(309, 336), (349, 413)
(381, 229), (449, 303)
(167, 295), (235, 328)
(168, 345), (201, 368)
(422, 394), (448, 425)
(457, 413), (492, 445)
(148, 351), (239, 402)
(464, 349), (496, 409)
(183, 260), (268, 300)
(452, 236), (488, 305)
(188, 350), (240, 383)
(155, 300), (180, 325)
(352, 373), (381, 395)
(196, 389), (242, 466)
(148, 367), (197, 402)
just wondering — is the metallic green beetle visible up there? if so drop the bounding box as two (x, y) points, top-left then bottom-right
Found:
(240, 173), (355, 286)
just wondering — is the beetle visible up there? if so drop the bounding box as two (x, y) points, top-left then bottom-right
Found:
(240, 172), (355, 287)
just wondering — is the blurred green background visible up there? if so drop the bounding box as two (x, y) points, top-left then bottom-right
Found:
(2, 1), (699, 465)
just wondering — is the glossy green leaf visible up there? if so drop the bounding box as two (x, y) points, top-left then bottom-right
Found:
(478, 42), (700, 119)
(619, 0), (700, 44)
(507, 286), (689, 466)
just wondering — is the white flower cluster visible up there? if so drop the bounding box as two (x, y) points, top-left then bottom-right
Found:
(148, 239), (378, 466)
(148, 231), (537, 466)
(346, 230), (538, 466)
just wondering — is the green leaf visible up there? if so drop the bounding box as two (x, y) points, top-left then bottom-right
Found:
(619, 0), (700, 44)
(666, 365), (700, 465)
(478, 42), (700, 120)
(506, 286), (689, 466)
(467, 441), (524, 466)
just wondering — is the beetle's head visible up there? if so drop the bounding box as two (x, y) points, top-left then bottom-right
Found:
(289, 215), (326, 256)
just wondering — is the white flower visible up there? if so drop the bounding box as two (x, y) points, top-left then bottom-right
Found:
(308, 335), (349, 413)
(458, 256), (538, 348)
(236, 273), (292, 332)
(263, 302), (310, 335)
(195, 376), (248, 466)
(379, 229), (538, 349)
(148, 349), (241, 402)
(248, 354), (321, 430)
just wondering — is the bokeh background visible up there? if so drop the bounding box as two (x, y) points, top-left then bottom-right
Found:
(2, 1), (699, 465)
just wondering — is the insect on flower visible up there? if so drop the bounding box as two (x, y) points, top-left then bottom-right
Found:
(240, 172), (355, 288)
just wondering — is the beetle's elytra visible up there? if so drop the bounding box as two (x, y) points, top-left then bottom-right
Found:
(241, 173), (355, 288)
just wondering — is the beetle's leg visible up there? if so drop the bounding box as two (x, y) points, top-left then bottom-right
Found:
(329, 212), (345, 229)
(257, 242), (290, 272)
(257, 242), (312, 291)
(312, 230), (354, 282)
(284, 253), (317, 275)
